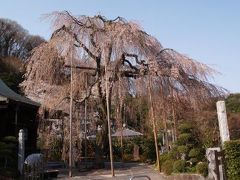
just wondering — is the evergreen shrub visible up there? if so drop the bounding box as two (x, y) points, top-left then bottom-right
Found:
(196, 162), (208, 177)
(224, 140), (240, 180)
(173, 160), (186, 173)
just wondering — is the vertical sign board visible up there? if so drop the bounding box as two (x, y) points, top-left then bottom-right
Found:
(216, 101), (230, 146)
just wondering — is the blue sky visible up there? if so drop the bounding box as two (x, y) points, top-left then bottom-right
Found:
(1, 1), (240, 93)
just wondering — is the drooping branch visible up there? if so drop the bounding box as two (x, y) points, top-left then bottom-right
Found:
(22, 11), (225, 116)
(124, 53), (147, 66)
(73, 33), (99, 61)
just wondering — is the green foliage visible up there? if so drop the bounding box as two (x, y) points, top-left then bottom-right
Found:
(226, 93), (240, 113)
(173, 160), (186, 173)
(224, 140), (240, 180)
(112, 136), (156, 163)
(177, 145), (189, 154)
(160, 152), (169, 163)
(196, 162), (208, 177)
(167, 146), (179, 160)
(0, 73), (23, 92)
(202, 136), (215, 149)
(162, 159), (174, 175)
(140, 136), (156, 162)
(112, 142), (122, 161)
(123, 154), (133, 162)
(123, 141), (134, 154)
(189, 158), (198, 165)
(0, 168), (19, 178)
(2, 136), (18, 144)
(178, 123), (193, 134)
(0, 136), (18, 178)
(161, 122), (206, 176)
(188, 166), (196, 173)
(176, 133), (192, 145)
(189, 148), (201, 158)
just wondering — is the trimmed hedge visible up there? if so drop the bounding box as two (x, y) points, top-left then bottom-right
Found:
(224, 140), (240, 180)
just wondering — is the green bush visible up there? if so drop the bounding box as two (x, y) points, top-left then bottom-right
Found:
(123, 142), (134, 154)
(160, 122), (207, 175)
(160, 152), (169, 163)
(0, 136), (18, 178)
(173, 160), (186, 173)
(2, 136), (17, 144)
(188, 165), (196, 173)
(176, 133), (192, 145)
(226, 93), (240, 113)
(178, 123), (193, 134)
(141, 137), (156, 161)
(0, 167), (19, 178)
(190, 158), (198, 165)
(196, 162), (208, 177)
(112, 142), (122, 161)
(123, 154), (133, 162)
(177, 145), (188, 154)
(167, 146), (179, 160)
(162, 160), (174, 175)
(189, 148), (201, 158)
(224, 140), (240, 180)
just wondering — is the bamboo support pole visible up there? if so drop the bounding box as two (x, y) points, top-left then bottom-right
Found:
(148, 75), (161, 172)
(69, 48), (73, 177)
(105, 63), (115, 177)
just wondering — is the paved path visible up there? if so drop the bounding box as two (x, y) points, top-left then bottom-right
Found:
(56, 163), (164, 180)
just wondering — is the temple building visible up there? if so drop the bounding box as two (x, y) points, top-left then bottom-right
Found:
(0, 79), (40, 152)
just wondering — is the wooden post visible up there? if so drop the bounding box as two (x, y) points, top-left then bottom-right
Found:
(84, 74), (88, 168)
(171, 89), (177, 142)
(118, 80), (124, 162)
(148, 75), (161, 172)
(105, 63), (115, 177)
(163, 111), (169, 152)
(69, 48), (73, 177)
(120, 126), (123, 162)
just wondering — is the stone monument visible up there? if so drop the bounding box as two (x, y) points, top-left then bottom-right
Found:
(133, 144), (140, 161)
(205, 101), (230, 180)
(216, 101), (230, 145)
(18, 129), (25, 174)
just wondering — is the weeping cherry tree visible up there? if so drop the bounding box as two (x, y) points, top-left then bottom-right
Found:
(21, 11), (224, 169)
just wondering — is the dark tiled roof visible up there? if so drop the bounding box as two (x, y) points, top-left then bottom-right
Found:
(112, 128), (143, 137)
(0, 79), (40, 107)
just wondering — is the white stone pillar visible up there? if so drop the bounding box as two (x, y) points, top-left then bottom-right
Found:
(206, 147), (224, 180)
(216, 101), (230, 146)
(18, 129), (25, 174)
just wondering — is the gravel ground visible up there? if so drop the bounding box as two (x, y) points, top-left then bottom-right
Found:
(56, 163), (164, 180)
(54, 162), (204, 180)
